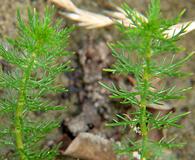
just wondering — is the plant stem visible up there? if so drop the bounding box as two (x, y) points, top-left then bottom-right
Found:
(15, 53), (36, 160)
(140, 96), (148, 160)
(140, 39), (152, 160)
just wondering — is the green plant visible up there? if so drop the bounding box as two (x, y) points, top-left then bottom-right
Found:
(100, 0), (194, 159)
(0, 7), (72, 160)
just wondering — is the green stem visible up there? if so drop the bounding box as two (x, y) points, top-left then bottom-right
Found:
(15, 53), (36, 160)
(140, 75), (149, 160)
(140, 40), (152, 160)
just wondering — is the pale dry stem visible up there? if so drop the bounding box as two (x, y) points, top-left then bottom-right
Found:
(50, 0), (195, 38)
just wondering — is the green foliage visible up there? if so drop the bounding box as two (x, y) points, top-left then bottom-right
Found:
(101, 0), (194, 159)
(0, 7), (72, 160)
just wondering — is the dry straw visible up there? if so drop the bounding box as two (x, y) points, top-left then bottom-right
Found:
(50, 0), (195, 38)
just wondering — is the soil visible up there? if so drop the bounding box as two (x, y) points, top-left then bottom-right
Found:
(0, 0), (195, 160)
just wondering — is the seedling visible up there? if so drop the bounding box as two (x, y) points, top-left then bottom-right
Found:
(100, 0), (194, 159)
(0, 7), (72, 159)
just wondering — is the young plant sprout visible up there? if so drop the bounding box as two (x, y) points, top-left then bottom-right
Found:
(0, 7), (72, 159)
(100, 0), (194, 159)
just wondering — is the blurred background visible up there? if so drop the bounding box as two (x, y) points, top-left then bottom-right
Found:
(0, 0), (195, 160)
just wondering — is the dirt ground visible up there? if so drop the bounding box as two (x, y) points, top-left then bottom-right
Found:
(0, 0), (195, 160)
